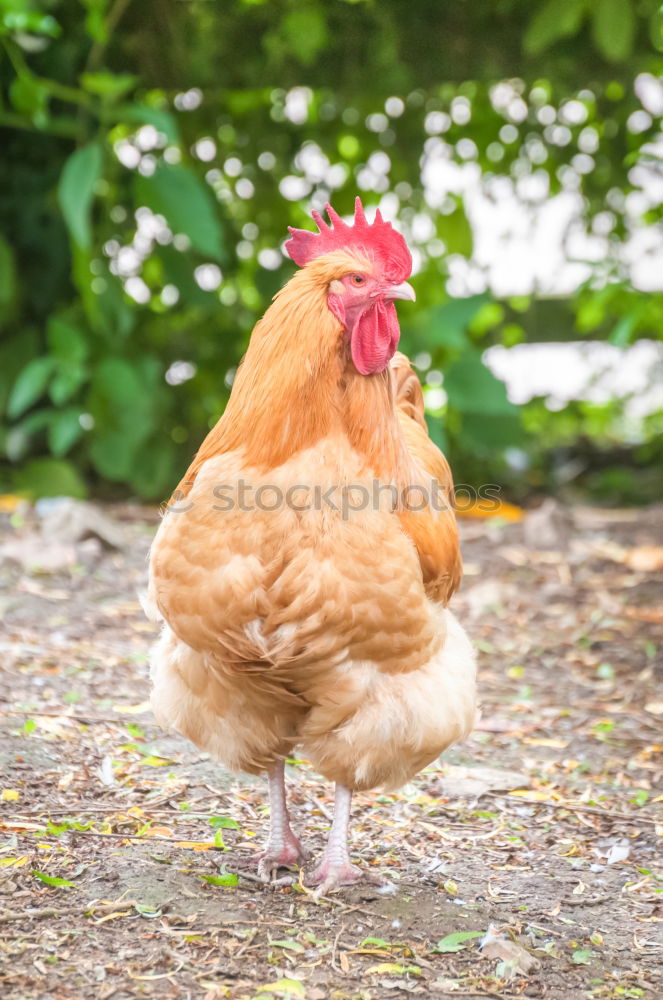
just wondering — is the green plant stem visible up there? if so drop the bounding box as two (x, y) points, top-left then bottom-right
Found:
(85, 0), (135, 72)
(2, 37), (93, 108)
(0, 111), (83, 138)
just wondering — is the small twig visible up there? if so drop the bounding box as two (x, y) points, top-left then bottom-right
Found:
(11, 801), (218, 819)
(485, 792), (657, 825)
(202, 783), (233, 798)
(84, 0), (134, 72)
(233, 869), (267, 885)
(313, 796), (334, 822)
(330, 923), (346, 973)
(0, 898), (139, 925)
(405, 949), (440, 972)
(562, 894), (613, 907)
(296, 884), (385, 919)
(6, 828), (223, 848)
(127, 961), (184, 982)
(525, 922), (563, 937)
(0, 708), (153, 725)
(235, 927), (260, 957)
(443, 993), (516, 1000)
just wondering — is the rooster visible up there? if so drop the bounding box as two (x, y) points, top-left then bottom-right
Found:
(148, 199), (476, 895)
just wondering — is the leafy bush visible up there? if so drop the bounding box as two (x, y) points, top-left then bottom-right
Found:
(1, 0), (662, 499)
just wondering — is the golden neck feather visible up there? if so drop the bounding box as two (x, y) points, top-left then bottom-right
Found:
(179, 251), (413, 488)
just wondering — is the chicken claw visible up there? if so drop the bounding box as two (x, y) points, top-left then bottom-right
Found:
(306, 858), (365, 899)
(257, 831), (308, 884)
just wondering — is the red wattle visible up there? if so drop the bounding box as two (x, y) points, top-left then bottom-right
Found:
(350, 300), (401, 375)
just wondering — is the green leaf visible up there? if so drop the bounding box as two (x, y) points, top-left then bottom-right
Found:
(200, 873), (239, 887)
(0, 234), (17, 321)
(14, 458), (87, 499)
(48, 408), (83, 457)
(117, 104), (180, 143)
(609, 315), (636, 347)
(139, 755), (171, 767)
(49, 363), (88, 406)
(437, 204), (473, 256)
(444, 350), (516, 416)
(425, 413), (449, 454)
(134, 903), (163, 918)
(430, 295), (489, 347)
(404, 295), (488, 355)
(80, 71), (138, 99)
(57, 143), (103, 250)
(9, 74), (49, 118)
(433, 931), (484, 953)
(256, 979), (306, 997)
(571, 948), (594, 964)
(91, 357), (148, 410)
(6, 409), (54, 461)
(128, 438), (177, 499)
(270, 939), (306, 953)
(281, 8), (328, 64)
(592, 0), (635, 61)
(461, 412), (526, 450)
(1, 11), (61, 37)
(366, 962), (422, 975)
(7, 357), (55, 418)
(209, 816), (240, 830)
(651, 6), (663, 52)
(47, 317), (89, 363)
(89, 431), (135, 481)
(524, 0), (588, 54)
(135, 163), (225, 261)
(32, 870), (76, 889)
(87, 357), (156, 475)
(83, 3), (108, 43)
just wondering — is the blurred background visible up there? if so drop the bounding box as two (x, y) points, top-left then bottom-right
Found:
(1, 0), (662, 505)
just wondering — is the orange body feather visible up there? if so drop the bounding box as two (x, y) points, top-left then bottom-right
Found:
(148, 249), (476, 792)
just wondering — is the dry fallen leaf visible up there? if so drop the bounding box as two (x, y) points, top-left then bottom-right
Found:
(623, 546), (663, 572)
(480, 926), (541, 976)
(606, 843), (630, 865)
(114, 701), (151, 715)
(431, 764), (531, 800)
(457, 499), (524, 522)
(0, 494), (22, 513)
(623, 605), (663, 624)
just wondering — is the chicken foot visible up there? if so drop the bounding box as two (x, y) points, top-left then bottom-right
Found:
(257, 759), (307, 883)
(306, 783), (366, 898)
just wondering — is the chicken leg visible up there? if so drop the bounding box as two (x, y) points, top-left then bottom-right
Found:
(257, 759), (306, 882)
(307, 783), (364, 896)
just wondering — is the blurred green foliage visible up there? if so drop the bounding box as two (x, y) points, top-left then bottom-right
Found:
(0, 0), (662, 501)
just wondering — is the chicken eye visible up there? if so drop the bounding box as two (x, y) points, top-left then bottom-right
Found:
(350, 274), (365, 286)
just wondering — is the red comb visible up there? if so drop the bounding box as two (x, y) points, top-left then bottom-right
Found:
(285, 197), (412, 282)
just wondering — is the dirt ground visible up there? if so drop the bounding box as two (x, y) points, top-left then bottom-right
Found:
(0, 499), (661, 1000)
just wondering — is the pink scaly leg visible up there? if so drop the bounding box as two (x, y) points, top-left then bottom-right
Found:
(307, 783), (365, 897)
(257, 760), (307, 883)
